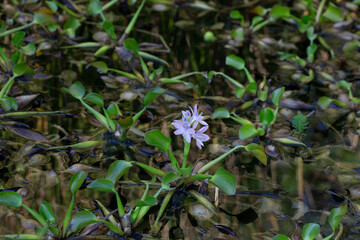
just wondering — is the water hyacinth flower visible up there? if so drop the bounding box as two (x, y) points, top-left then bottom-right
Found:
(171, 104), (209, 149)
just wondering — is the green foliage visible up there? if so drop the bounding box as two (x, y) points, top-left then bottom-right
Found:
(292, 113), (308, 137)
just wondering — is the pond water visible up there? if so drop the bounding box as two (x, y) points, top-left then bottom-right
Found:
(1, 0), (360, 239)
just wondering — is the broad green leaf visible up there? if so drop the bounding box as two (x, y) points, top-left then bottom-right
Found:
(133, 162), (165, 177)
(136, 196), (157, 207)
(144, 88), (165, 106)
(21, 43), (36, 55)
(212, 108), (230, 119)
(123, 38), (140, 54)
(69, 171), (88, 195)
(245, 143), (267, 166)
(68, 210), (98, 233)
(306, 27), (317, 42)
(48, 141), (103, 150)
(230, 10), (243, 20)
(235, 87), (246, 98)
(39, 201), (56, 223)
(226, 54), (245, 70)
(0, 191), (22, 207)
(12, 31), (25, 48)
(145, 129), (171, 152)
(271, 87), (285, 108)
(272, 234), (291, 240)
(88, 0), (103, 15)
(302, 223), (320, 240)
(63, 17), (81, 38)
(259, 108), (274, 126)
(106, 160), (132, 184)
(161, 172), (181, 190)
(250, 16), (264, 29)
(83, 93), (104, 108)
(328, 204), (347, 231)
(323, 3), (343, 22)
(106, 103), (120, 117)
(101, 20), (116, 39)
(337, 80), (351, 91)
(33, 13), (53, 25)
(209, 168), (236, 195)
(270, 5), (290, 19)
(87, 178), (115, 192)
(13, 63), (34, 77)
(0, 97), (18, 111)
(116, 115), (134, 129)
(318, 96), (333, 109)
(88, 61), (109, 73)
(61, 81), (85, 100)
(46, 1), (58, 12)
(239, 124), (258, 140)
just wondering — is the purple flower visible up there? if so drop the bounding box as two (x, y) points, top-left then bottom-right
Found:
(171, 120), (195, 143)
(190, 104), (208, 129)
(193, 126), (210, 149)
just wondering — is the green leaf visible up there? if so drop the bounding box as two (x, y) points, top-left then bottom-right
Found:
(209, 168), (236, 195)
(116, 115), (134, 129)
(106, 160), (132, 184)
(0, 191), (22, 207)
(271, 87), (285, 108)
(226, 54), (245, 70)
(323, 3), (343, 22)
(123, 38), (140, 54)
(69, 210), (98, 233)
(63, 17), (81, 38)
(245, 143), (267, 166)
(185, 174), (212, 183)
(161, 172), (181, 190)
(337, 80), (351, 91)
(259, 108), (274, 126)
(306, 43), (317, 63)
(145, 129), (171, 152)
(250, 16), (264, 29)
(144, 88), (165, 106)
(230, 10), (243, 20)
(69, 171), (88, 195)
(61, 81), (85, 100)
(33, 13), (53, 25)
(272, 137), (307, 147)
(318, 96), (333, 109)
(83, 93), (104, 108)
(101, 20), (116, 39)
(0, 97), (18, 111)
(272, 234), (291, 240)
(239, 124), (258, 140)
(306, 27), (317, 42)
(0, 234), (42, 239)
(301, 223), (320, 240)
(235, 88), (246, 98)
(39, 201), (56, 223)
(12, 31), (25, 48)
(270, 5), (290, 19)
(21, 43), (36, 55)
(328, 205), (347, 231)
(212, 108), (230, 119)
(46, 1), (58, 12)
(88, 61), (109, 73)
(136, 196), (157, 207)
(88, 0), (103, 15)
(133, 162), (166, 177)
(87, 178), (115, 192)
(13, 63), (35, 77)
